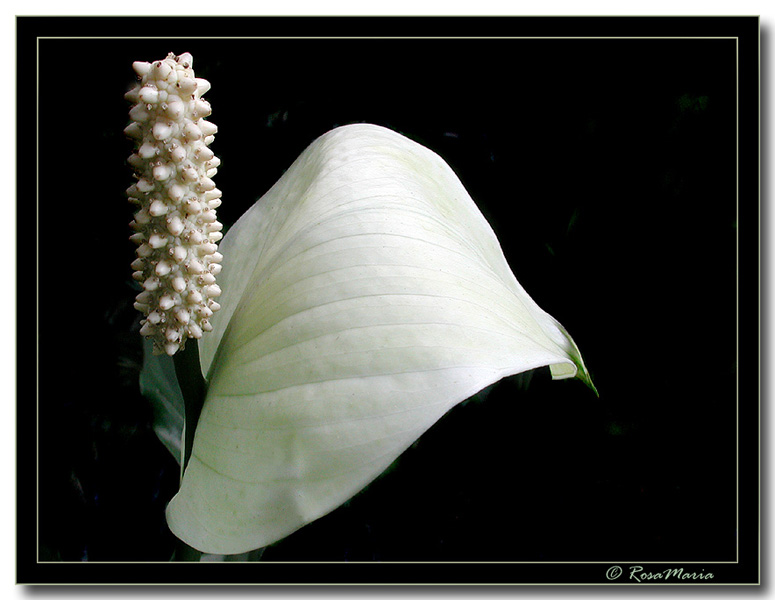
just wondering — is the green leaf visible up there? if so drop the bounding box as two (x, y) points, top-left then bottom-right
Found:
(166, 124), (594, 554)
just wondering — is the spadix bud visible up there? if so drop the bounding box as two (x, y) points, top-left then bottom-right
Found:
(125, 52), (223, 355)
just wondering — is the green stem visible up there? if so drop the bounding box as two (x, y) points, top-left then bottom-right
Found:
(171, 339), (207, 562)
(172, 339), (207, 479)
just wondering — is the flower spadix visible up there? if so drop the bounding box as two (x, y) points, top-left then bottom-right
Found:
(126, 52), (223, 356)
(165, 124), (594, 554)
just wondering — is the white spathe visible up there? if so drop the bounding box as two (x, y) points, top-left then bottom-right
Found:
(165, 123), (594, 554)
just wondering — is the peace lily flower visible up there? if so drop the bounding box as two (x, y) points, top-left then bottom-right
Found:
(129, 53), (594, 556)
(125, 52), (223, 356)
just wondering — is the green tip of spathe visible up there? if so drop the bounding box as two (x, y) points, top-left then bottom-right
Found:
(578, 365), (600, 398)
(567, 343), (598, 397)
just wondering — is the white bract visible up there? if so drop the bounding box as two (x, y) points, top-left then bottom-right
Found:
(164, 123), (594, 554)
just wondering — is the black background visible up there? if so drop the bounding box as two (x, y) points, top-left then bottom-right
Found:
(19, 16), (757, 583)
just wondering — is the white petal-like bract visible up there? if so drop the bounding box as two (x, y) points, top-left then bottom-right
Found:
(166, 124), (594, 554)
